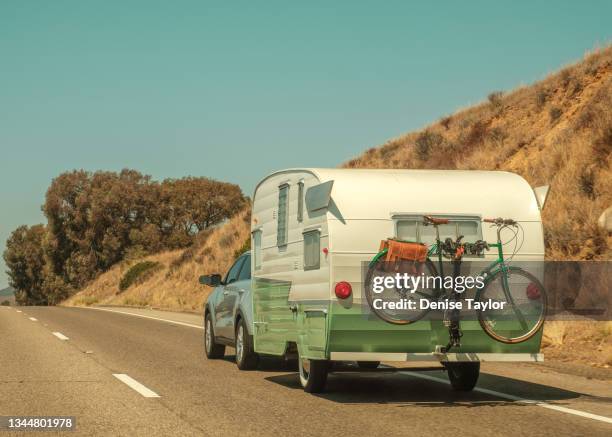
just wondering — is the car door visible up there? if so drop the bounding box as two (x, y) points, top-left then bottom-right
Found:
(226, 253), (251, 342)
(214, 256), (246, 339)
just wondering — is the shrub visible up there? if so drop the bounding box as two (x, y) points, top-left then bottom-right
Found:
(440, 115), (452, 129)
(169, 247), (195, 270)
(549, 107), (563, 124)
(559, 68), (572, 87)
(536, 88), (548, 108)
(571, 81), (583, 95)
(579, 169), (595, 199)
(464, 120), (488, 147)
(219, 232), (235, 248)
(124, 245), (148, 262)
(1, 300), (10, 306)
(119, 261), (160, 292)
(489, 127), (507, 144)
(575, 108), (594, 129)
(488, 91), (504, 109)
(415, 131), (444, 161)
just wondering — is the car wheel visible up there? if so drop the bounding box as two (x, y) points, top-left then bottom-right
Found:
(235, 319), (259, 370)
(446, 362), (480, 391)
(204, 313), (225, 359)
(298, 353), (329, 393)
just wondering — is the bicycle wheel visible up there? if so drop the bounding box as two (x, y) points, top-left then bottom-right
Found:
(364, 258), (439, 325)
(476, 267), (546, 344)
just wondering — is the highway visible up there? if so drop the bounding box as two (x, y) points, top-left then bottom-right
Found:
(1, 305), (611, 436)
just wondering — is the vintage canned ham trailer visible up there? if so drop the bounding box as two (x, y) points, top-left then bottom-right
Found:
(250, 168), (547, 392)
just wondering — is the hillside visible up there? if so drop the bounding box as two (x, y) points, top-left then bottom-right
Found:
(64, 209), (251, 311)
(344, 46), (611, 260)
(64, 46), (612, 368)
(65, 47), (611, 368)
(0, 286), (15, 305)
(0, 286), (15, 297)
(68, 46), (610, 310)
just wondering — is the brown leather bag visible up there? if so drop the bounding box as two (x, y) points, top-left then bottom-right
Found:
(379, 239), (428, 273)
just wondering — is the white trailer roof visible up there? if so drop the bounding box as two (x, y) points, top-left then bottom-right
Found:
(256, 168), (541, 222)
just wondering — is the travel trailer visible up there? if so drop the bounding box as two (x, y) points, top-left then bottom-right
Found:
(250, 168), (547, 392)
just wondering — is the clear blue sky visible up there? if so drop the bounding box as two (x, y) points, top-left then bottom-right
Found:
(1, 1), (610, 288)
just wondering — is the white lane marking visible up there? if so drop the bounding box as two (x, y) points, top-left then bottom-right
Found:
(399, 370), (612, 425)
(29, 317), (38, 321)
(113, 374), (160, 398)
(16, 310), (22, 313)
(82, 306), (203, 330)
(52, 332), (69, 341)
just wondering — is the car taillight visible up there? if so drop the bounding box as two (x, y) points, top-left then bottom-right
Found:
(335, 281), (352, 299)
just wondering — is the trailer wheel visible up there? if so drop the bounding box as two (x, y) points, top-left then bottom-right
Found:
(446, 362), (480, 391)
(298, 356), (329, 393)
(204, 313), (225, 359)
(235, 319), (259, 370)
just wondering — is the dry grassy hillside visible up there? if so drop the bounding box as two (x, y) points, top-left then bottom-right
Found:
(65, 48), (611, 369)
(65, 209), (251, 312)
(68, 47), (611, 312)
(341, 46), (612, 370)
(345, 46), (612, 261)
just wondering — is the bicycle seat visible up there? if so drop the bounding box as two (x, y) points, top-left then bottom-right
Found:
(423, 215), (449, 225)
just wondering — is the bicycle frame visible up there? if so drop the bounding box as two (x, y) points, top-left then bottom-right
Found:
(367, 220), (541, 345)
(370, 225), (513, 288)
(426, 224), (511, 286)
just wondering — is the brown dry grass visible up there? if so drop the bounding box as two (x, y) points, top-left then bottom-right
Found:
(65, 208), (251, 312)
(542, 321), (612, 368)
(344, 45), (612, 261)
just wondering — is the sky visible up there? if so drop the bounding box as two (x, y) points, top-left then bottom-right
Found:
(1, 0), (610, 288)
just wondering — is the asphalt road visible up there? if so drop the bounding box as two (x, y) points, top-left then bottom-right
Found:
(1, 306), (611, 436)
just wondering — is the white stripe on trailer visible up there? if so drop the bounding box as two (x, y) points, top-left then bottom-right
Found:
(330, 352), (543, 362)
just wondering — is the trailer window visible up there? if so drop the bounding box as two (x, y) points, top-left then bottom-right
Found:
(253, 230), (262, 270)
(277, 184), (289, 246)
(396, 221), (417, 241)
(396, 216), (482, 251)
(303, 230), (320, 270)
(297, 181), (304, 222)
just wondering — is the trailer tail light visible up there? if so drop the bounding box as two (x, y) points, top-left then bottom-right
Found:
(526, 282), (540, 300)
(335, 281), (352, 299)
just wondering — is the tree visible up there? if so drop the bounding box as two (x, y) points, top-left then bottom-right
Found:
(3, 225), (48, 305)
(164, 177), (246, 236)
(7, 168), (246, 303)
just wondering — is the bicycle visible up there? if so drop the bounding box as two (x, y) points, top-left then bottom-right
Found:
(364, 215), (547, 349)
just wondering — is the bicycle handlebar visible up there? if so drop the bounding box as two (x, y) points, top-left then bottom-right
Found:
(483, 217), (517, 226)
